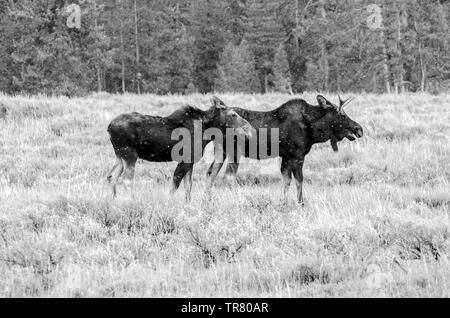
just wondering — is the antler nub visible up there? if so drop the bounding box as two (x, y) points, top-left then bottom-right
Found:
(338, 95), (354, 111)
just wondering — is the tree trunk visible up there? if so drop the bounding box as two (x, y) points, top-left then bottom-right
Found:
(319, 0), (329, 91)
(372, 72), (377, 93)
(337, 65), (342, 92)
(419, 43), (426, 92)
(97, 68), (102, 93)
(120, 0), (126, 93)
(134, 0), (140, 94)
(381, 29), (391, 94)
(288, 81), (293, 95)
(395, 6), (404, 94)
(437, 0), (448, 50)
(320, 42), (329, 91)
(175, 0), (180, 33)
(264, 72), (268, 93)
(413, 14), (426, 92)
(94, 3), (102, 93)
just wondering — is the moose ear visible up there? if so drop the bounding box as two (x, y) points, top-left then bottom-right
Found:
(210, 96), (227, 109)
(317, 95), (333, 109)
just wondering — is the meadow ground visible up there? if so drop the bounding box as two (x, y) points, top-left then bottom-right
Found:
(0, 92), (448, 297)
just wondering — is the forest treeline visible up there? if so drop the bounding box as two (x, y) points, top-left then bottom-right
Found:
(0, 0), (448, 96)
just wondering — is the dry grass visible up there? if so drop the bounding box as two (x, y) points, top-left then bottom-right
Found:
(0, 92), (449, 297)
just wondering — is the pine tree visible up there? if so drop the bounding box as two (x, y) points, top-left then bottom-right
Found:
(225, 0), (248, 45)
(276, 0), (309, 93)
(245, 0), (284, 93)
(273, 44), (292, 93)
(152, 27), (194, 94)
(0, 0), (7, 14)
(191, 0), (227, 93)
(411, 0), (450, 92)
(0, 0), (449, 95)
(1, 0), (114, 95)
(215, 40), (260, 93)
(0, 0), (12, 92)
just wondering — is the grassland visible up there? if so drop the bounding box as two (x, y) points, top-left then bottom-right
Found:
(0, 92), (448, 297)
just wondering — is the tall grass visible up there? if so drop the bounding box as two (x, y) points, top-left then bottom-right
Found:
(0, 92), (448, 297)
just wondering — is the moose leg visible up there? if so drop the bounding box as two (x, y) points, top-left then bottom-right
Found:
(184, 166), (194, 201)
(170, 162), (194, 199)
(206, 160), (216, 177)
(204, 154), (226, 200)
(224, 162), (240, 185)
(291, 160), (305, 205)
(107, 156), (124, 197)
(207, 140), (227, 185)
(107, 157), (121, 182)
(122, 151), (138, 195)
(206, 151), (227, 186)
(207, 161), (225, 186)
(280, 157), (293, 197)
(224, 150), (240, 183)
(225, 161), (240, 176)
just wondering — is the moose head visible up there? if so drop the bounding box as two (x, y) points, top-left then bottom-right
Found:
(208, 96), (253, 139)
(315, 95), (364, 152)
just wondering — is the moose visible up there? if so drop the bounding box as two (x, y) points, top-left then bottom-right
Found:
(107, 97), (253, 200)
(206, 95), (364, 204)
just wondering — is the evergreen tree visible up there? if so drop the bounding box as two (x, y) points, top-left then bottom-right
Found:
(191, 0), (227, 93)
(140, 0), (194, 94)
(276, 0), (309, 93)
(2, 0), (113, 95)
(0, 0), (13, 92)
(410, 0), (450, 92)
(245, 0), (284, 93)
(273, 44), (292, 93)
(0, 0), (448, 95)
(226, 0), (248, 45)
(215, 40), (260, 93)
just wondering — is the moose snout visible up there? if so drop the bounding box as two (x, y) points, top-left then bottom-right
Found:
(354, 125), (363, 138)
(235, 124), (253, 139)
(239, 124), (253, 139)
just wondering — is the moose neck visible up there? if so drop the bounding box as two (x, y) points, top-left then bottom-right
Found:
(201, 109), (218, 130)
(310, 119), (334, 144)
(302, 106), (333, 144)
(203, 108), (233, 134)
(302, 104), (327, 123)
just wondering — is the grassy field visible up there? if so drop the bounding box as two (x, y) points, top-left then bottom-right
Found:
(0, 92), (448, 298)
